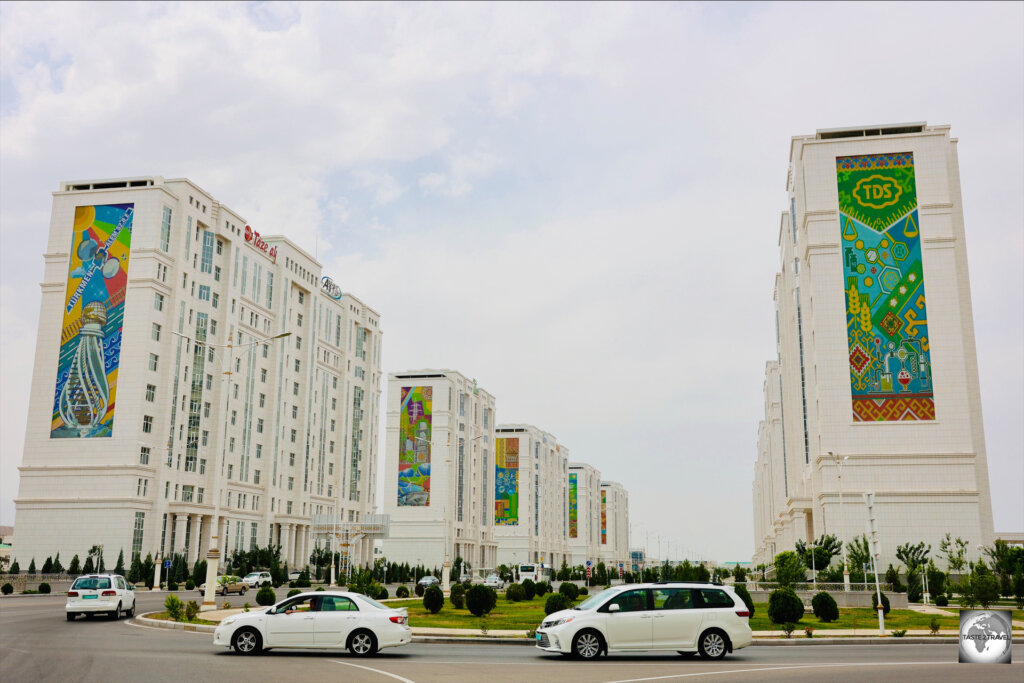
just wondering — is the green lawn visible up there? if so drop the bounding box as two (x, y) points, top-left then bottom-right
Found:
(390, 597), (551, 631)
(147, 611), (219, 626)
(747, 604), (1023, 632)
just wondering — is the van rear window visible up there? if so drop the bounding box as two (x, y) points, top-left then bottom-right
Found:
(72, 577), (111, 590)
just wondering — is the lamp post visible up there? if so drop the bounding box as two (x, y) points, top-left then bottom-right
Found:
(174, 329), (291, 611)
(829, 452), (851, 592)
(863, 492), (885, 635)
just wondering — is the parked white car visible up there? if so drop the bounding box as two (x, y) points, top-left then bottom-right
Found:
(213, 590), (412, 656)
(535, 582), (752, 660)
(66, 573), (136, 621)
(484, 574), (504, 589)
(243, 572), (273, 588)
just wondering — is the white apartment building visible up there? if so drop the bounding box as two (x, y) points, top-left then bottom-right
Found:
(12, 176), (382, 572)
(599, 480), (630, 570)
(568, 462), (602, 567)
(492, 424), (570, 570)
(752, 124), (995, 568)
(381, 370), (498, 571)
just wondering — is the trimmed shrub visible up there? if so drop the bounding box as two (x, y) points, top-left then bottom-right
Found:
(184, 600), (200, 621)
(767, 587), (803, 624)
(415, 582), (425, 597)
(466, 585), (497, 617)
(872, 591), (891, 615)
(423, 585), (444, 614)
(534, 581), (549, 596)
(257, 586), (277, 606)
(734, 584), (755, 619)
(935, 594), (948, 607)
(167, 579), (178, 591)
(579, 586), (589, 596)
(396, 585), (410, 598)
(1, 583), (12, 595)
(544, 593), (570, 615)
(811, 591), (839, 623)
(38, 583), (51, 594)
(521, 579), (536, 600)
(316, 587), (326, 592)
(185, 579), (195, 591)
(287, 588), (302, 598)
(377, 586), (389, 600)
(506, 583), (526, 602)
(558, 582), (579, 601)
(164, 593), (184, 621)
(450, 583), (466, 609)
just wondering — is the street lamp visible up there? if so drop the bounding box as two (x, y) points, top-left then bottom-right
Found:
(829, 452), (851, 592)
(173, 329), (291, 611)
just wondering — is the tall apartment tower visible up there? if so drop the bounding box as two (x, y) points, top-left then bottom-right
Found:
(599, 480), (630, 570)
(568, 462), (602, 566)
(751, 124), (995, 568)
(492, 424), (570, 569)
(12, 177), (383, 571)
(381, 370), (498, 571)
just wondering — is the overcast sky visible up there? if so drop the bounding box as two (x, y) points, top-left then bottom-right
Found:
(1, 2), (1021, 562)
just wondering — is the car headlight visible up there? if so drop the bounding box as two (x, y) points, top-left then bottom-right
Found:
(544, 616), (574, 628)
(220, 617), (237, 627)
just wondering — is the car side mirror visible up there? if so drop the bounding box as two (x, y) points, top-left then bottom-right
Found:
(608, 603), (620, 613)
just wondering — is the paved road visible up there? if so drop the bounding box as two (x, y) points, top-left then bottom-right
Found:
(2, 593), (1021, 683)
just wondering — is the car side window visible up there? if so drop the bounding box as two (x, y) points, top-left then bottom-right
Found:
(276, 596), (317, 614)
(603, 589), (649, 613)
(698, 589), (735, 608)
(117, 577), (126, 590)
(319, 596), (358, 612)
(652, 588), (695, 610)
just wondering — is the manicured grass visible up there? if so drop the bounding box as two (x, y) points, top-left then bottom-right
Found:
(748, 603), (1023, 631)
(390, 597), (554, 631)
(147, 610), (219, 626)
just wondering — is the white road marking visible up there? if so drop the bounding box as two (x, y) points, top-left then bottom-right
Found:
(331, 659), (419, 683)
(600, 661), (960, 683)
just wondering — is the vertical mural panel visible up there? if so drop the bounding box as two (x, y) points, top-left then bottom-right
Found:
(494, 437), (519, 525)
(52, 204), (134, 438)
(600, 489), (607, 545)
(397, 386), (432, 505)
(568, 473), (578, 538)
(836, 152), (935, 421)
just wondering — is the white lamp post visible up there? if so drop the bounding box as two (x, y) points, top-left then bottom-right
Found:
(829, 452), (851, 592)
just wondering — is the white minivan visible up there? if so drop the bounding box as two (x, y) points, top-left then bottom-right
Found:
(66, 573), (136, 621)
(535, 582), (752, 660)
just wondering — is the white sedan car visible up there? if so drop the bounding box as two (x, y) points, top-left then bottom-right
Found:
(66, 573), (136, 621)
(484, 574), (504, 589)
(213, 591), (411, 656)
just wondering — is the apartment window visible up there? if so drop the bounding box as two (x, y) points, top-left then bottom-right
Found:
(261, 368), (267, 382)
(257, 418), (264, 433)
(259, 393), (266, 408)
(293, 382), (299, 396)
(200, 231), (214, 273)
(227, 464), (233, 479)
(287, 501), (293, 514)
(298, 291), (304, 304)
(132, 511), (146, 559)
(261, 344), (268, 359)
(231, 410), (237, 425)
(139, 446), (150, 465)
(203, 402), (211, 418)
(254, 470), (261, 484)
(290, 429), (296, 442)
(250, 521), (258, 549)
(294, 359), (300, 372)
(255, 444), (262, 459)
(205, 374), (212, 390)
(330, 419), (335, 432)
(296, 313), (303, 327)
(142, 415), (153, 433)
(214, 265), (221, 282)
(233, 384), (239, 399)
(328, 462), (334, 475)
(154, 292), (164, 311)
(289, 453), (295, 466)
(174, 484), (179, 500)
(457, 438), (465, 522)
(266, 273), (273, 308)
(164, 481), (170, 499)
(197, 487), (205, 504)
(201, 430), (209, 446)
(198, 284), (210, 301)
(199, 459), (206, 475)
(152, 323), (161, 341)
(149, 354), (159, 371)
(459, 393), (466, 417)
(229, 437), (235, 452)
(288, 477), (294, 490)
(182, 485), (194, 503)
(216, 239), (223, 255)
(145, 384), (156, 402)
(292, 405), (298, 419)
(329, 441), (334, 453)
(295, 336), (302, 350)
(160, 206), (172, 252)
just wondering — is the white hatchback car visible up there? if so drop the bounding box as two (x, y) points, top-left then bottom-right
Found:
(66, 573), (136, 621)
(213, 591), (412, 656)
(243, 571), (273, 588)
(535, 582), (752, 660)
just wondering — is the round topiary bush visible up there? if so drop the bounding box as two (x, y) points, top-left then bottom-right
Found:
(396, 585), (410, 598)
(1, 583), (13, 595)
(450, 583), (466, 609)
(811, 591), (838, 623)
(423, 585), (444, 614)
(935, 594), (948, 607)
(377, 586), (389, 600)
(505, 583), (525, 602)
(872, 591), (891, 615)
(287, 588), (302, 598)
(256, 586), (277, 606)
(521, 579), (536, 600)
(185, 579), (195, 591)
(38, 582), (51, 594)
(167, 579), (178, 591)
(767, 587), (804, 624)
(558, 582), (579, 601)
(534, 581), (549, 596)
(316, 586), (325, 592)
(415, 582), (425, 597)
(579, 586), (589, 596)
(466, 585), (497, 617)
(544, 593), (570, 615)
(734, 584), (755, 619)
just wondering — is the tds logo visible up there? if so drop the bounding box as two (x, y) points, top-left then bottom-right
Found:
(853, 174), (902, 209)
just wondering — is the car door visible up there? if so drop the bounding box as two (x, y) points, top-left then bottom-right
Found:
(314, 595), (360, 647)
(601, 589), (653, 650)
(696, 588), (737, 632)
(265, 596), (318, 646)
(651, 588), (704, 649)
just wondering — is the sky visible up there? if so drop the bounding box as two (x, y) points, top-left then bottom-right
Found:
(1, 1), (1021, 562)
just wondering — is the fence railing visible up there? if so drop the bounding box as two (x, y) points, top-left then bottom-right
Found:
(744, 581), (894, 593)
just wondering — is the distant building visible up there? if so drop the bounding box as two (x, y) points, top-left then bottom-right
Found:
(599, 480), (630, 570)
(752, 124), (995, 568)
(568, 462), (603, 567)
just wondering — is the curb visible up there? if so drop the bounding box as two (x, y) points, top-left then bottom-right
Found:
(136, 612), (216, 633)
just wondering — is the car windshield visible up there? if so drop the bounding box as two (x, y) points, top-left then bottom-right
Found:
(72, 577), (111, 590)
(574, 587), (621, 610)
(244, 573), (259, 578)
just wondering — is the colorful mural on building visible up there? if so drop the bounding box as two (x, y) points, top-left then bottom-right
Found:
(836, 152), (935, 421)
(52, 204), (134, 438)
(397, 386), (432, 505)
(494, 437), (519, 525)
(600, 489), (607, 545)
(568, 473), (578, 538)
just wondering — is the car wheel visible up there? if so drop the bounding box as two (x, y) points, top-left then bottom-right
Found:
(241, 586), (247, 595)
(66, 613), (76, 621)
(125, 601), (136, 618)
(348, 629), (378, 657)
(110, 603), (122, 620)
(572, 630), (603, 660)
(221, 587), (227, 596)
(698, 629), (728, 660)
(232, 627), (263, 655)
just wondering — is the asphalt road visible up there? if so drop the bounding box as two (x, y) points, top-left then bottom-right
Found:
(2, 593), (1021, 683)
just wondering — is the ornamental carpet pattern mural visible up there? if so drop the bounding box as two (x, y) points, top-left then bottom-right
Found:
(494, 437), (519, 525)
(601, 490), (607, 545)
(397, 386), (432, 505)
(568, 473), (578, 538)
(52, 204), (134, 438)
(836, 152), (935, 421)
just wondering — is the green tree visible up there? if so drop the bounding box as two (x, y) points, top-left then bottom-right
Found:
(128, 553), (144, 584)
(82, 556), (95, 574)
(885, 563), (904, 592)
(971, 561), (1000, 608)
(114, 549), (126, 576)
(8, 559), (18, 575)
(734, 584), (755, 618)
(846, 535), (873, 575)
(811, 591), (839, 622)
(545, 593), (570, 615)
(733, 564), (747, 583)
(52, 553), (64, 574)
(896, 542), (930, 573)
(68, 555), (80, 575)
(465, 585), (497, 617)
(795, 535), (842, 572)
(773, 551), (806, 588)
(41, 556), (53, 574)
(767, 587), (803, 624)
(938, 534), (968, 574)
(27, 558), (36, 575)
(423, 585), (444, 614)
(1012, 565), (1024, 609)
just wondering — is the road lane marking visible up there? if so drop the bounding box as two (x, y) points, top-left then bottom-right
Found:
(331, 659), (419, 683)
(600, 661), (961, 683)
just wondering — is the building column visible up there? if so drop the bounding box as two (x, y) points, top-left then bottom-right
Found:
(280, 524), (292, 567)
(188, 516), (202, 564)
(174, 514), (189, 555)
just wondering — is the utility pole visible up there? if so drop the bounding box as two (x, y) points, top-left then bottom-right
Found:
(863, 492), (885, 635)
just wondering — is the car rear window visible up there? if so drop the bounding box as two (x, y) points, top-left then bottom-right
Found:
(72, 577), (111, 590)
(699, 589), (735, 608)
